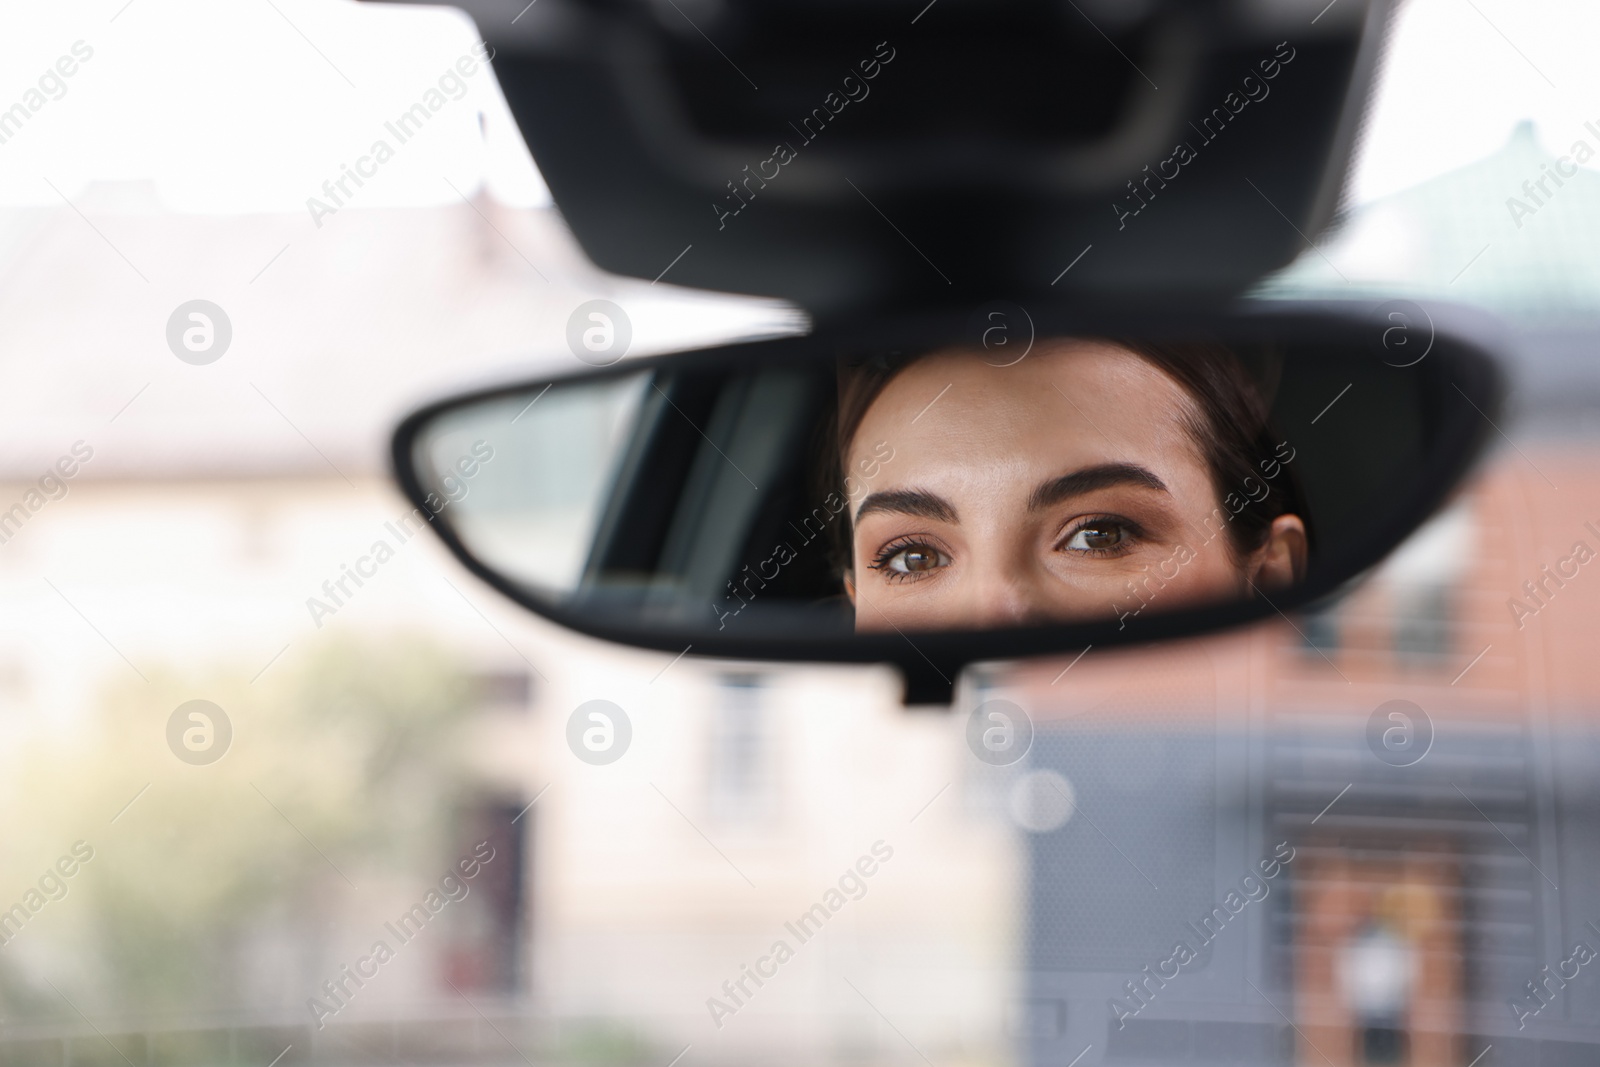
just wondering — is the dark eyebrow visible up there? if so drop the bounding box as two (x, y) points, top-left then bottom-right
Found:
(853, 488), (958, 525)
(1027, 463), (1169, 511)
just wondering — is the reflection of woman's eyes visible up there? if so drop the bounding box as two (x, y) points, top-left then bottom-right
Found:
(1057, 516), (1140, 556)
(869, 537), (949, 581)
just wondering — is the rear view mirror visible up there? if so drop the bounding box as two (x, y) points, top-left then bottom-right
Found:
(392, 302), (1501, 702)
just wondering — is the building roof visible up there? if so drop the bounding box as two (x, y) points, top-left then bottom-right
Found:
(1258, 121), (1600, 422)
(1262, 121), (1600, 318)
(0, 185), (801, 480)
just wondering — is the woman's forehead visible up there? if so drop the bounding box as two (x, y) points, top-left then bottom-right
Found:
(850, 340), (1203, 471)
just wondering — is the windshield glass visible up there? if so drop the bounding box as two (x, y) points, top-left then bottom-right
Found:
(3, 1), (1599, 1066)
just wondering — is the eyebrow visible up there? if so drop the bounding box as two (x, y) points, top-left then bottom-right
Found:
(1027, 463), (1168, 511)
(854, 488), (958, 525)
(852, 463), (1166, 526)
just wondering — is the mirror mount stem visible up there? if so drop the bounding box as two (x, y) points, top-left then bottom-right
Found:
(901, 659), (958, 707)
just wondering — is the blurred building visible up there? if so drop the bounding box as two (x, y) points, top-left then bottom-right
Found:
(0, 185), (1001, 1067)
(1002, 121), (1600, 1066)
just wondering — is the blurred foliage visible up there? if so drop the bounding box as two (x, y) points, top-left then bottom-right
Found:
(553, 1020), (656, 1066)
(0, 634), (479, 1020)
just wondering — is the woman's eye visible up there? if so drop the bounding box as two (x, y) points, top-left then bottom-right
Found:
(876, 543), (947, 575)
(1062, 521), (1131, 553)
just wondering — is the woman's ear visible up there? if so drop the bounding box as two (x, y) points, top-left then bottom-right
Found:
(843, 570), (857, 605)
(1250, 514), (1308, 591)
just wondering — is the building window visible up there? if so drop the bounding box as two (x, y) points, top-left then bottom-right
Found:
(707, 673), (775, 826)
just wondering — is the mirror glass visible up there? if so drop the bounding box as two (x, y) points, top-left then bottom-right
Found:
(403, 317), (1488, 643)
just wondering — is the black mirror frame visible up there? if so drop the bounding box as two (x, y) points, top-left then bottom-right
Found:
(391, 299), (1504, 705)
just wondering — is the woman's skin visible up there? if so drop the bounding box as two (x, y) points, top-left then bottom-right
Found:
(843, 340), (1307, 632)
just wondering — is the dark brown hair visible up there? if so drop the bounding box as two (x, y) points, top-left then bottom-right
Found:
(829, 338), (1310, 569)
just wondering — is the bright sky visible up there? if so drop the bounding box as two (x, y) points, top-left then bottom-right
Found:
(0, 0), (548, 211)
(0, 0), (1593, 213)
(1348, 0), (1600, 203)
